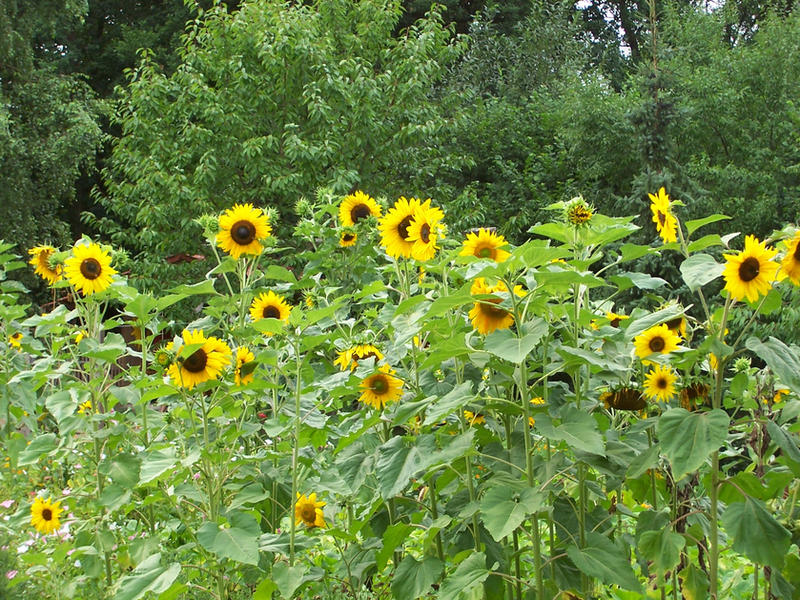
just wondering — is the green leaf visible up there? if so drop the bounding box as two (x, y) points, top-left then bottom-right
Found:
(114, 554), (181, 600)
(263, 264), (297, 282)
(483, 319), (547, 364)
(376, 436), (433, 499)
(480, 486), (544, 542)
(138, 449), (178, 484)
(766, 420), (800, 465)
(638, 529), (684, 580)
(391, 555), (443, 600)
(618, 243), (652, 263)
(253, 579), (277, 600)
(685, 214), (730, 235)
(423, 382), (474, 425)
(535, 407), (605, 455)
(377, 523), (413, 571)
(626, 443), (661, 479)
(625, 305), (684, 340)
(609, 272), (666, 291)
(271, 562), (309, 599)
(98, 484), (132, 511)
(18, 433), (58, 466)
(438, 553), (495, 600)
(83, 333), (128, 362)
(45, 389), (88, 424)
(656, 409), (729, 480)
(680, 564), (709, 600)
(567, 532), (641, 591)
(745, 337), (800, 397)
(426, 282), (473, 318)
(687, 234), (723, 253)
(99, 453), (141, 488)
(211, 526), (260, 566)
(167, 280), (218, 296)
(721, 497), (791, 568)
(680, 254), (724, 292)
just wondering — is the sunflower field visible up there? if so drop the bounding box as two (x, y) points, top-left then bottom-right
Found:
(2, 185), (800, 600)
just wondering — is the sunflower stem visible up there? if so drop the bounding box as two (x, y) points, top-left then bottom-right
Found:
(289, 336), (303, 567)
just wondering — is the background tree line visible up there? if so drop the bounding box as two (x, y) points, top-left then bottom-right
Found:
(2, 0), (799, 302)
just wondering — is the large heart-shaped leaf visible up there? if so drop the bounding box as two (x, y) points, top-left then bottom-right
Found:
(656, 408), (729, 480)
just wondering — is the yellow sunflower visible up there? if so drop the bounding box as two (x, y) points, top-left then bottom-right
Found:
(464, 410), (485, 425)
(167, 329), (232, 390)
(680, 382), (709, 411)
(216, 203), (272, 259)
(30, 496), (63, 535)
(605, 311), (629, 327)
(779, 230), (800, 285)
(339, 231), (357, 247)
(28, 245), (62, 285)
(468, 278), (525, 335)
(378, 196), (422, 259)
(633, 324), (681, 362)
(295, 492), (326, 528)
(406, 200), (445, 261)
(234, 347), (255, 386)
(600, 388), (647, 411)
(722, 235), (779, 302)
(249, 291), (292, 331)
(77, 400), (93, 415)
(8, 332), (22, 351)
(565, 197), (593, 226)
(648, 187), (678, 244)
(664, 316), (687, 338)
(359, 364), (404, 410)
(63, 242), (117, 296)
(460, 228), (510, 262)
(643, 365), (678, 403)
(334, 344), (383, 371)
(339, 191), (381, 226)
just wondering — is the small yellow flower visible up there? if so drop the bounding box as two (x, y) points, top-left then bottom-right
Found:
(359, 364), (404, 410)
(339, 191), (381, 227)
(779, 230), (800, 285)
(643, 365), (678, 403)
(30, 496), (63, 535)
(648, 187), (677, 244)
(295, 492), (326, 528)
(8, 332), (22, 351)
(234, 347), (255, 386)
(77, 400), (93, 415)
(339, 231), (357, 247)
(464, 410), (485, 426)
(460, 228), (510, 262)
(28, 245), (62, 285)
(334, 344), (383, 371)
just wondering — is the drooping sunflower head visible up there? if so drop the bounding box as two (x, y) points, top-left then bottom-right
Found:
(167, 329), (232, 390)
(600, 387), (647, 411)
(378, 196), (422, 259)
(564, 196), (594, 226)
(8, 332), (22, 351)
(459, 227), (510, 263)
(604, 311), (629, 328)
(359, 364), (404, 410)
(464, 410), (485, 426)
(339, 231), (357, 247)
(779, 230), (800, 285)
(63, 241), (117, 296)
(28, 245), (62, 285)
(334, 344), (383, 371)
(30, 496), (63, 535)
(633, 324), (681, 362)
(295, 492), (326, 528)
(468, 278), (524, 335)
(339, 191), (381, 227)
(663, 315), (687, 338)
(406, 200), (445, 262)
(648, 187), (678, 244)
(216, 203), (272, 259)
(680, 382), (710, 411)
(722, 235), (779, 303)
(234, 346), (256, 386)
(643, 364), (678, 403)
(249, 291), (292, 333)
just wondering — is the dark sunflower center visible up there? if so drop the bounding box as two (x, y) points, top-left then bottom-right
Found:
(609, 317), (621, 327)
(649, 336), (666, 352)
(658, 211), (666, 227)
(397, 216), (413, 240)
(356, 351), (378, 362)
(342, 233), (355, 242)
(420, 224), (431, 244)
(665, 317), (682, 330)
(42, 508), (52, 521)
(794, 243), (800, 261)
(480, 300), (508, 319)
(657, 377), (668, 389)
(231, 220), (256, 245)
(738, 256), (760, 282)
(478, 246), (494, 259)
(371, 376), (389, 394)
(351, 204), (371, 223)
(301, 505), (316, 522)
(183, 349), (208, 373)
(80, 258), (102, 280)
(263, 305), (281, 319)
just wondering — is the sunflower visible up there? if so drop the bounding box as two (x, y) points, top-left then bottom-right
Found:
(216, 203), (271, 259)
(459, 228), (511, 262)
(77, 400), (93, 415)
(334, 344), (383, 371)
(600, 388), (647, 411)
(722, 235), (779, 302)
(643, 365), (678, 403)
(773, 388), (790, 404)
(406, 201), (445, 261)
(295, 492), (326, 528)
(234, 347), (255, 386)
(468, 278), (524, 335)
(249, 291), (292, 331)
(648, 188), (678, 244)
(30, 496), (63, 535)
(664, 316), (687, 338)
(64, 242), (117, 296)
(464, 410), (485, 425)
(565, 197), (593, 226)
(339, 231), (357, 247)
(359, 364), (404, 410)
(633, 324), (680, 362)
(378, 197), (422, 259)
(603, 311), (629, 328)
(8, 332), (22, 351)
(339, 191), (381, 227)
(28, 245), (62, 285)
(680, 382), (709, 411)
(167, 329), (231, 390)
(779, 230), (800, 285)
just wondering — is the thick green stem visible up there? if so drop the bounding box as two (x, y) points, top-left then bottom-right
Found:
(289, 340), (303, 566)
(710, 451), (720, 600)
(429, 476), (445, 562)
